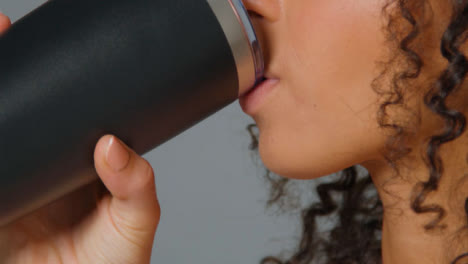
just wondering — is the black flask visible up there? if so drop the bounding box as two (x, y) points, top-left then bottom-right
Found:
(0, 0), (263, 226)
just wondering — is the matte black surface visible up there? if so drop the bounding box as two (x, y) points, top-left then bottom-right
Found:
(0, 0), (239, 225)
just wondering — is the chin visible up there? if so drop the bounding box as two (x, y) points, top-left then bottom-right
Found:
(257, 138), (345, 180)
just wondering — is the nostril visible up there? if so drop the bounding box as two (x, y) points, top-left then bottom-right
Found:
(241, 0), (281, 23)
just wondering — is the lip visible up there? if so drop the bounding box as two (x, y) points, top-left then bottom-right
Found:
(239, 71), (280, 96)
(239, 78), (280, 115)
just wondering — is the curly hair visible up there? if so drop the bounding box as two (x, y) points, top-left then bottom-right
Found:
(245, 0), (468, 263)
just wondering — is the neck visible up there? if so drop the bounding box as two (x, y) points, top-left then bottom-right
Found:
(362, 136), (468, 264)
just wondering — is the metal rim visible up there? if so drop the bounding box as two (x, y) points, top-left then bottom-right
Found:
(206, 0), (265, 95)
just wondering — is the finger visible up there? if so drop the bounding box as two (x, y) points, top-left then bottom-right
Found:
(94, 135), (160, 234)
(0, 12), (11, 33)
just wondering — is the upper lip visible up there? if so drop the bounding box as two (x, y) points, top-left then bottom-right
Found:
(264, 72), (279, 80)
(240, 71), (278, 97)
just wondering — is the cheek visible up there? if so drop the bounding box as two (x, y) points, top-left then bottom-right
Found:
(286, 0), (385, 110)
(254, 0), (388, 179)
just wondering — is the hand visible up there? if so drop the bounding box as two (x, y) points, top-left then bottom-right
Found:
(1, 132), (160, 263)
(0, 15), (160, 261)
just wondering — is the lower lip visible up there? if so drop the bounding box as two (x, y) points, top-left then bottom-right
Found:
(239, 78), (279, 115)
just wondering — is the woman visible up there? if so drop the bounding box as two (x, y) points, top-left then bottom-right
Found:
(0, 0), (467, 263)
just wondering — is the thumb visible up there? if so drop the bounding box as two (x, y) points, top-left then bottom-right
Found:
(0, 11), (11, 33)
(94, 134), (160, 242)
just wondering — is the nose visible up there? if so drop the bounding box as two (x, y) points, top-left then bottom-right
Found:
(242, 0), (281, 23)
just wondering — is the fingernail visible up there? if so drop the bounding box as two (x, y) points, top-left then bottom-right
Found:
(106, 136), (130, 172)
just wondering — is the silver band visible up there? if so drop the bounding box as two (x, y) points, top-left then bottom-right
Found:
(206, 0), (264, 95)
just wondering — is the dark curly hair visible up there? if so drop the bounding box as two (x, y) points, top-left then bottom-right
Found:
(245, 0), (468, 263)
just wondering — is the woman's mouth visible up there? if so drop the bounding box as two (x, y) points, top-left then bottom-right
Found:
(239, 77), (280, 115)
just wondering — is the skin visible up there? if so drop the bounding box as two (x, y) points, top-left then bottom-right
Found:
(0, 0), (467, 262)
(242, 0), (389, 179)
(243, 0), (468, 263)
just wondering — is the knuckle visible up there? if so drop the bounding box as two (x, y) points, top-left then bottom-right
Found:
(142, 158), (155, 180)
(130, 157), (155, 191)
(148, 202), (161, 227)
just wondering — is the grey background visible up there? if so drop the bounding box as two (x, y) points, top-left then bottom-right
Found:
(0, 1), (305, 263)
